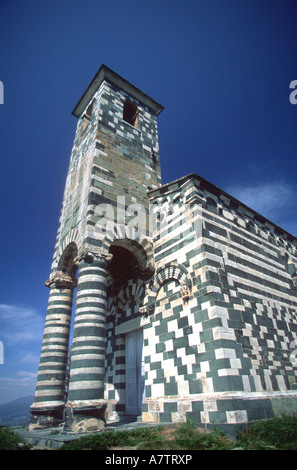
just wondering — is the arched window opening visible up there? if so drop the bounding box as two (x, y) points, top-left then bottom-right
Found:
(123, 99), (139, 128)
(85, 101), (93, 119)
(206, 197), (217, 214)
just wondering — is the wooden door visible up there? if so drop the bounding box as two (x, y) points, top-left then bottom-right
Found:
(125, 329), (145, 415)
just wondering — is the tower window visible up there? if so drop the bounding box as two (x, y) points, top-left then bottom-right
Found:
(123, 99), (139, 128)
(85, 101), (94, 119)
(80, 101), (94, 137)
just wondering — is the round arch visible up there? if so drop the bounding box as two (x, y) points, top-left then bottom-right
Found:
(140, 262), (192, 315)
(105, 237), (155, 280)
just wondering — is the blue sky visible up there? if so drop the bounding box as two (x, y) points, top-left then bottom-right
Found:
(0, 0), (297, 404)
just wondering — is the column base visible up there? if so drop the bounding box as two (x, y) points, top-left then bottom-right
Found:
(29, 404), (65, 430)
(64, 400), (107, 433)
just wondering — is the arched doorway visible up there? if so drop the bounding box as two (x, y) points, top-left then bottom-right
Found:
(107, 239), (151, 417)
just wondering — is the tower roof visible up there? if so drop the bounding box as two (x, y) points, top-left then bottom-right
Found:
(72, 64), (164, 118)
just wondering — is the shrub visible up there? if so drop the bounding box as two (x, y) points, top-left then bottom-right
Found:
(0, 426), (32, 450)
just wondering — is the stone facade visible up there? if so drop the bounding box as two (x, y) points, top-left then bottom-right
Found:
(142, 175), (297, 434)
(30, 65), (297, 435)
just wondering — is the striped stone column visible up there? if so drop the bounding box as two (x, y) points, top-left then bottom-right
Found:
(65, 252), (111, 432)
(30, 273), (75, 428)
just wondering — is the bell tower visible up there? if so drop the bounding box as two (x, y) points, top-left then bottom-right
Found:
(30, 65), (164, 430)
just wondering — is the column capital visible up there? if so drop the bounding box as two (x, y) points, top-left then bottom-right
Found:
(74, 250), (113, 267)
(45, 271), (77, 289)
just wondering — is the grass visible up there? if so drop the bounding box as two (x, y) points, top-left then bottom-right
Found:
(57, 415), (297, 451)
(3, 415), (297, 450)
(237, 415), (297, 450)
(59, 426), (168, 451)
(57, 421), (235, 451)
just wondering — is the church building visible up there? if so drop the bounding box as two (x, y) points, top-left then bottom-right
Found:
(30, 65), (297, 435)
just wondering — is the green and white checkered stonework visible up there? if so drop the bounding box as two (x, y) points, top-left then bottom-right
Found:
(30, 66), (297, 436)
(139, 175), (297, 435)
